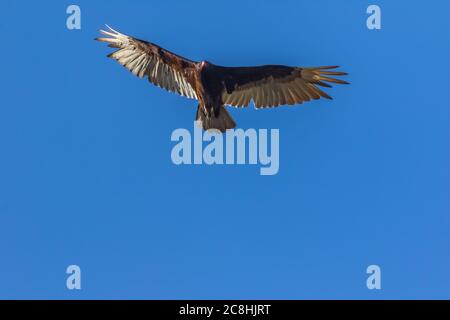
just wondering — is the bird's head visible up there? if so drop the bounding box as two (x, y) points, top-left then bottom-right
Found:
(199, 60), (211, 70)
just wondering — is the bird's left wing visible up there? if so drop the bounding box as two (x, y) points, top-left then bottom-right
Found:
(96, 26), (198, 100)
(215, 65), (348, 108)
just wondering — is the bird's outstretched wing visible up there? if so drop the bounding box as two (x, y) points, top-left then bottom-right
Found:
(96, 26), (198, 100)
(215, 65), (348, 108)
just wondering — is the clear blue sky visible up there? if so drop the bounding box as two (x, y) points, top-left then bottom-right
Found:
(1, 0), (449, 299)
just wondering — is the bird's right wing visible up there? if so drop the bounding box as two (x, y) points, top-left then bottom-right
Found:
(96, 26), (198, 100)
(216, 65), (348, 108)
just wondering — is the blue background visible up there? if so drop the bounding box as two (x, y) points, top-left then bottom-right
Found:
(1, 0), (449, 299)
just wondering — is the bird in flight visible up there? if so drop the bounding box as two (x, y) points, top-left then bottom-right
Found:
(96, 26), (349, 132)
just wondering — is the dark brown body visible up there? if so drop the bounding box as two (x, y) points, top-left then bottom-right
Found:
(196, 62), (225, 116)
(192, 61), (237, 131)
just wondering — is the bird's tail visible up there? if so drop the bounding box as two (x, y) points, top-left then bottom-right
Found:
(195, 105), (236, 133)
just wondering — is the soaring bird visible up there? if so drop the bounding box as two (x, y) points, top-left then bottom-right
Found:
(96, 26), (348, 132)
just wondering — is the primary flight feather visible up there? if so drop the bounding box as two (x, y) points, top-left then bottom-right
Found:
(96, 26), (349, 132)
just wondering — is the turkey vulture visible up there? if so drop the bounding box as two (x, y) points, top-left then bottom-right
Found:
(96, 26), (349, 132)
